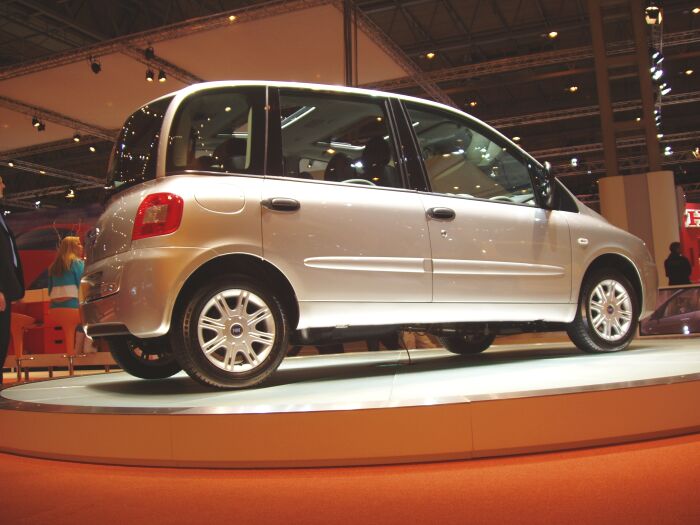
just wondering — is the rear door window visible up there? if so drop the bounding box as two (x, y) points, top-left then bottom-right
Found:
(166, 87), (266, 175)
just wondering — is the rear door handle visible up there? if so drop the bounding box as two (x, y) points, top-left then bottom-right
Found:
(262, 198), (300, 212)
(427, 207), (455, 220)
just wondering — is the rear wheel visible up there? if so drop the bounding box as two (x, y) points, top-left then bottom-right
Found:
(439, 332), (496, 355)
(567, 269), (639, 353)
(172, 276), (289, 389)
(107, 336), (182, 379)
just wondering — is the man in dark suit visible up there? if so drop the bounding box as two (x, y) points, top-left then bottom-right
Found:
(0, 175), (25, 384)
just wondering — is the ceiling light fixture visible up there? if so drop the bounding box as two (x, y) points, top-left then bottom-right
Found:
(228, 15), (237, 22)
(37, 123), (45, 132)
(547, 31), (558, 39)
(686, 69), (694, 76)
(146, 69), (154, 82)
(89, 57), (101, 74)
(644, 1), (662, 24)
(73, 133), (81, 142)
(468, 100), (478, 107)
(7, 161), (14, 167)
(65, 188), (76, 199)
(512, 136), (521, 142)
(692, 146), (700, 159)
(158, 70), (166, 82)
(144, 47), (155, 60)
(89, 146), (96, 153)
(568, 85), (579, 93)
(32, 116), (40, 127)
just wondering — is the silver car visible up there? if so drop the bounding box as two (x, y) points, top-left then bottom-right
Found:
(80, 81), (658, 389)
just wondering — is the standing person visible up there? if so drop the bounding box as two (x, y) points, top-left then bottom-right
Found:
(48, 236), (86, 353)
(0, 176), (25, 384)
(664, 242), (692, 286)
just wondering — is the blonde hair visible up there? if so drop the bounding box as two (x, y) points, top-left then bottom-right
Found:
(49, 236), (81, 277)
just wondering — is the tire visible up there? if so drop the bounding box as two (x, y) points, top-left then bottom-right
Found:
(439, 332), (496, 355)
(107, 336), (182, 379)
(567, 269), (639, 353)
(172, 275), (289, 389)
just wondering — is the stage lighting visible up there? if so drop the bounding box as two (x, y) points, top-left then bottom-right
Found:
(146, 69), (154, 82)
(37, 123), (45, 132)
(660, 83), (671, 95)
(547, 31), (558, 39)
(645, 1), (662, 24)
(32, 116), (40, 127)
(145, 47), (155, 60)
(568, 85), (579, 93)
(571, 157), (579, 167)
(90, 57), (101, 74)
(425, 52), (436, 60)
(89, 146), (96, 153)
(692, 146), (700, 159)
(65, 188), (76, 199)
(158, 70), (166, 82)
(73, 133), (81, 142)
(7, 161), (14, 167)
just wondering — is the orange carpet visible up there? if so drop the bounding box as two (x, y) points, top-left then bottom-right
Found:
(0, 433), (698, 525)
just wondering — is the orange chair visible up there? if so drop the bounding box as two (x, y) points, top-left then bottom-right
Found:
(45, 308), (82, 355)
(10, 313), (36, 358)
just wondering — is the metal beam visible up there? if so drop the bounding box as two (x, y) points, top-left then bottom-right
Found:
(0, 159), (103, 184)
(0, 95), (117, 141)
(366, 29), (700, 91)
(0, 136), (104, 158)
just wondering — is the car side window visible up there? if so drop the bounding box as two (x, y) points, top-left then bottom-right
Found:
(166, 87), (265, 175)
(278, 90), (402, 188)
(406, 104), (536, 205)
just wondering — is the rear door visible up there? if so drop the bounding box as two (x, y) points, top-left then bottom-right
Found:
(262, 88), (432, 304)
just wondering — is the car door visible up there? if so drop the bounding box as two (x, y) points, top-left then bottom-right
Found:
(403, 102), (572, 305)
(261, 88), (432, 307)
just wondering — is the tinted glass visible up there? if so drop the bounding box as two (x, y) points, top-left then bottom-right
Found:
(107, 96), (173, 192)
(16, 227), (75, 250)
(278, 90), (402, 188)
(406, 105), (536, 205)
(167, 87), (265, 175)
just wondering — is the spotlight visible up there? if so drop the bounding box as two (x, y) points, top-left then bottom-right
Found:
(568, 85), (579, 93)
(37, 122), (45, 132)
(512, 136), (521, 142)
(645, 1), (662, 24)
(34, 200), (41, 209)
(686, 69), (694, 76)
(692, 146), (700, 160)
(89, 146), (96, 153)
(73, 133), (81, 143)
(694, 7), (700, 14)
(32, 116), (40, 127)
(158, 70), (166, 82)
(547, 31), (558, 39)
(425, 52), (436, 60)
(7, 161), (14, 167)
(90, 57), (101, 74)
(652, 68), (663, 81)
(660, 83), (672, 95)
(65, 188), (76, 199)
(144, 47), (155, 60)
(664, 146), (673, 156)
(228, 15), (237, 22)
(146, 69), (154, 82)
(468, 100), (478, 107)
(571, 157), (579, 167)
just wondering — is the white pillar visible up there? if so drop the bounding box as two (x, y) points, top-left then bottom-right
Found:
(598, 170), (680, 286)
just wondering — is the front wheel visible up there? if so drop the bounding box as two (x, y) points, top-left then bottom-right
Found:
(172, 276), (289, 389)
(107, 336), (182, 379)
(567, 269), (639, 353)
(439, 332), (496, 354)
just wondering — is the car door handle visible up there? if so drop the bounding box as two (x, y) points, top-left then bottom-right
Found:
(427, 207), (455, 220)
(262, 198), (300, 212)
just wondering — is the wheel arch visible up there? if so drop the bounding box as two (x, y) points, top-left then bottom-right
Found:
(172, 253), (300, 331)
(581, 253), (644, 311)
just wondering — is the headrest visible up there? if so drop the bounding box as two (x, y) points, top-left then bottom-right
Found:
(362, 136), (391, 167)
(324, 152), (354, 182)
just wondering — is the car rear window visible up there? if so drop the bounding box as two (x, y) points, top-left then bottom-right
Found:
(106, 96), (173, 193)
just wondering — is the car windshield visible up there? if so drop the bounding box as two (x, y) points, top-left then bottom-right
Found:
(106, 96), (173, 194)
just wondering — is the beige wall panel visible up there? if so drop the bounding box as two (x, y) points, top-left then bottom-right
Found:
(647, 170), (681, 285)
(599, 175), (628, 231)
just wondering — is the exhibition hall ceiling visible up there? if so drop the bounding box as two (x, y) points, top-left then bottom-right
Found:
(0, 0), (698, 209)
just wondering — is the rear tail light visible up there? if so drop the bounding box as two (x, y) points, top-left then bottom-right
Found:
(132, 192), (184, 240)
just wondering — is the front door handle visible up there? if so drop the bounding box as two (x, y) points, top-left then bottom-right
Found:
(262, 198), (300, 212)
(427, 207), (455, 220)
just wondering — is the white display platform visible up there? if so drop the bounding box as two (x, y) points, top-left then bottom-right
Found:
(1, 339), (699, 468)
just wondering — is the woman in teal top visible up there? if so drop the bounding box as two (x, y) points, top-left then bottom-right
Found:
(48, 236), (84, 309)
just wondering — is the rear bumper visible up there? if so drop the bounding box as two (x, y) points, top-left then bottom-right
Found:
(80, 246), (207, 338)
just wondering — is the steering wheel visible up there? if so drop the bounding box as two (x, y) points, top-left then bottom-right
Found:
(342, 178), (376, 186)
(489, 195), (513, 202)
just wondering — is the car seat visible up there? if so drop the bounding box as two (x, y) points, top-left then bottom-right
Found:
(361, 136), (400, 187)
(324, 152), (355, 182)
